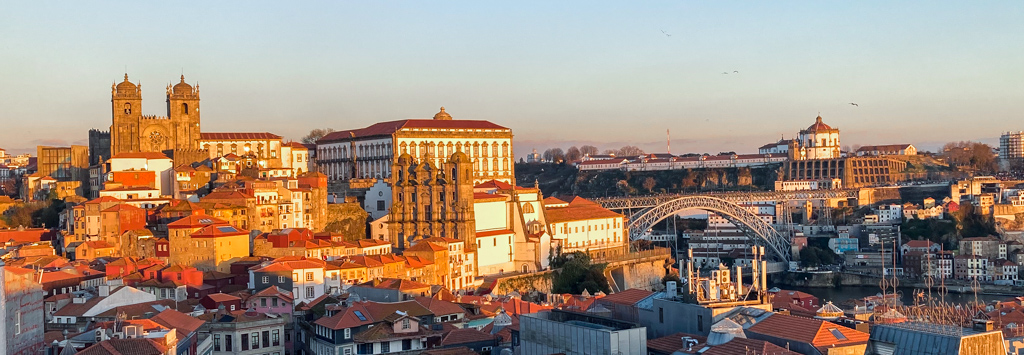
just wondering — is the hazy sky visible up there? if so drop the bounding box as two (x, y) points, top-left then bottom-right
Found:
(2, 1), (1022, 157)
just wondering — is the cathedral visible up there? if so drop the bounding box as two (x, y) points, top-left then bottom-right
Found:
(110, 74), (201, 155)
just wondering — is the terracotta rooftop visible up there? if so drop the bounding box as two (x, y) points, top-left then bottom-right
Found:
(149, 309), (205, 335)
(166, 214), (227, 228)
(319, 119), (509, 143)
(110, 152), (170, 160)
(415, 296), (468, 316)
(597, 288), (653, 306)
(441, 328), (498, 346)
(189, 224), (248, 238)
(359, 278), (431, 291)
(747, 313), (869, 352)
(77, 338), (168, 355)
(200, 132), (282, 140)
(804, 115), (834, 131)
(545, 196), (622, 223)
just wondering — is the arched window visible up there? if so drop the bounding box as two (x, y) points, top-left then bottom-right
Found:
(523, 204), (535, 213)
(182, 103), (189, 115)
(123, 103), (132, 114)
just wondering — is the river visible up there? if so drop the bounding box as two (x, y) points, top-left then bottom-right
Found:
(774, 284), (1020, 306)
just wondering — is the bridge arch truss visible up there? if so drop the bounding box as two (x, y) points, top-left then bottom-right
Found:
(628, 195), (791, 263)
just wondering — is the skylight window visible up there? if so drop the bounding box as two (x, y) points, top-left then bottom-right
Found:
(354, 310), (367, 321)
(828, 328), (847, 340)
(216, 226), (238, 233)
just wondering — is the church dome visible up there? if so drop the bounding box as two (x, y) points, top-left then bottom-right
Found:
(115, 74), (138, 92)
(433, 107), (453, 120)
(450, 151), (470, 163)
(806, 115), (833, 131)
(172, 75), (194, 94)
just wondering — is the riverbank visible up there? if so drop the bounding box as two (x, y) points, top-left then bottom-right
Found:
(771, 271), (1024, 297)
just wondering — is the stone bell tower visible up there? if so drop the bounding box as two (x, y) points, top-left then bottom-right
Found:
(166, 75), (201, 151)
(111, 74), (143, 155)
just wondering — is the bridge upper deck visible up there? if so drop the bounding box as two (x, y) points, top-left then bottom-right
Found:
(594, 189), (859, 210)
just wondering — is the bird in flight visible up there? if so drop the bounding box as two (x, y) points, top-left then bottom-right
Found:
(660, 29), (671, 37)
(849, 102), (859, 107)
(733, 71), (739, 74)
(722, 72), (729, 75)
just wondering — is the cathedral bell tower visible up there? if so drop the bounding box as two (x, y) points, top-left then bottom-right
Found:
(111, 74), (142, 155)
(167, 75), (201, 151)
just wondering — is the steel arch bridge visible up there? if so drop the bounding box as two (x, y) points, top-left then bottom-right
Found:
(628, 195), (791, 263)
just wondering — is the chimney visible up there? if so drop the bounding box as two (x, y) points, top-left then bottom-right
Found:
(973, 319), (994, 332)
(666, 281), (677, 298)
(98, 285), (110, 297)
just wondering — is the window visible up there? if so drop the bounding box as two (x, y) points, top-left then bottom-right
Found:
(698, 315), (704, 332)
(278, 276), (285, 283)
(306, 272), (314, 281)
(659, 307), (664, 323)
(306, 286), (315, 298)
(261, 298), (267, 307)
(403, 339), (412, 350)
(241, 334), (249, 351)
(225, 335), (233, 351)
(402, 318), (410, 329)
(292, 273), (298, 281)
(251, 332), (259, 349)
(377, 200), (385, 211)
(344, 328), (351, 339)
(382, 342), (390, 353)
(272, 329), (280, 346)
(272, 298), (278, 307)
(214, 334), (221, 351)
(262, 330), (270, 348)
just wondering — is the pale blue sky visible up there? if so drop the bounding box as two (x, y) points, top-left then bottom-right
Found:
(1, 1), (1022, 157)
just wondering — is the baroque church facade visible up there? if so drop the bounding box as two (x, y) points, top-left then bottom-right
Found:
(386, 151), (477, 249)
(110, 74), (201, 155)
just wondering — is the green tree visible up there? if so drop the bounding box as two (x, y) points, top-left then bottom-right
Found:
(551, 251), (611, 294)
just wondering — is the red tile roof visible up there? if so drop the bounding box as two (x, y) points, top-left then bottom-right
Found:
(189, 224), (248, 238)
(77, 338), (169, 355)
(474, 180), (514, 190)
(110, 152), (170, 160)
(166, 214), (227, 228)
(253, 259), (326, 272)
(204, 293), (242, 303)
(360, 278), (431, 291)
(747, 313), (869, 351)
(544, 196), (623, 223)
(441, 328), (498, 346)
(597, 288), (652, 306)
(319, 119), (509, 143)
(406, 241), (446, 252)
(475, 229), (515, 238)
(200, 132), (282, 140)
(149, 309), (205, 335)
(415, 296), (468, 316)
(473, 192), (506, 201)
